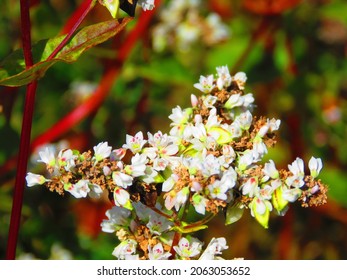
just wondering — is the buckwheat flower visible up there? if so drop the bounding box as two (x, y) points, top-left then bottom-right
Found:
(162, 174), (178, 192)
(208, 179), (229, 201)
(237, 150), (254, 171)
(101, 206), (131, 233)
(242, 93), (255, 108)
(228, 122), (242, 139)
(236, 110), (253, 130)
(282, 186), (302, 202)
(103, 166), (112, 176)
(233, 72), (247, 90)
(138, 0), (155, 11)
(192, 193), (208, 215)
(242, 177), (259, 197)
(174, 237), (202, 259)
(221, 168), (238, 189)
(147, 215), (172, 235)
(113, 187), (132, 209)
(252, 136), (268, 161)
(123, 131), (147, 154)
(219, 145), (236, 166)
(110, 148), (126, 161)
(249, 197), (273, 228)
(191, 94), (198, 107)
(288, 157), (305, 178)
(174, 187), (190, 211)
(66, 179), (90, 198)
(194, 74), (215, 94)
(112, 171), (133, 188)
(224, 93), (243, 109)
(199, 237), (228, 260)
(286, 174), (305, 189)
(216, 65), (232, 90)
(201, 153), (221, 177)
(148, 243), (171, 260)
(308, 156), (323, 178)
(263, 160), (279, 180)
(37, 147), (56, 169)
(88, 184), (103, 199)
(268, 118), (281, 132)
(112, 239), (138, 260)
(124, 153), (147, 177)
(26, 172), (47, 187)
(93, 142), (112, 162)
(202, 95), (218, 108)
(205, 13), (229, 46)
(57, 149), (76, 171)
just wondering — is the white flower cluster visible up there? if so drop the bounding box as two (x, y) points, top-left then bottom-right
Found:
(152, 0), (229, 52)
(26, 65), (327, 259)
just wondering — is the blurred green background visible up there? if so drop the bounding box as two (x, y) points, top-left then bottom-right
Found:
(1, 0), (347, 259)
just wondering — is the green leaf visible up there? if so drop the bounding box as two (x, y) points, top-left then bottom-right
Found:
(225, 202), (244, 225)
(0, 17), (132, 87)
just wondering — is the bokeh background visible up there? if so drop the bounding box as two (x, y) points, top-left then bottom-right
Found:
(1, 0), (347, 259)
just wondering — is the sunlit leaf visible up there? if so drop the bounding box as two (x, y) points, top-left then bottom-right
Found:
(0, 18), (132, 87)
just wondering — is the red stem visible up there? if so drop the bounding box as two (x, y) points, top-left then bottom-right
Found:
(6, 0), (37, 260)
(47, 0), (95, 60)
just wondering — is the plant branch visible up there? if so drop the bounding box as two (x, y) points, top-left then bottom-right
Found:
(6, 0), (37, 260)
(47, 0), (97, 61)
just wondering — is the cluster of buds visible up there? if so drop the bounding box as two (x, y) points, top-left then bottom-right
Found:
(152, 0), (229, 52)
(26, 65), (328, 259)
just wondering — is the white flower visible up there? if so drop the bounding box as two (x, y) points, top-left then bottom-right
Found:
(233, 72), (247, 90)
(250, 197), (273, 216)
(26, 172), (47, 187)
(112, 239), (138, 260)
(308, 156), (323, 178)
(208, 179), (230, 201)
(194, 74), (215, 93)
(235, 110), (253, 130)
(124, 153), (147, 177)
(282, 186), (302, 202)
(263, 160), (279, 180)
(57, 149), (76, 171)
(199, 237), (228, 260)
(192, 193), (208, 215)
(93, 142), (112, 162)
(66, 179), (90, 198)
(88, 184), (103, 199)
(148, 243), (171, 260)
(242, 177), (258, 197)
(112, 171), (133, 188)
(110, 148), (126, 161)
(216, 65), (232, 90)
(147, 215), (172, 235)
(174, 237), (202, 258)
(237, 150), (254, 171)
(113, 187), (131, 208)
(174, 187), (190, 211)
(122, 131), (147, 154)
(37, 147), (56, 168)
(191, 94), (198, 107)
(101, 206), (131, 233)
(138, 0), (155, 11)
(287, 158), (302, 174)
(224, 93), (243, 109)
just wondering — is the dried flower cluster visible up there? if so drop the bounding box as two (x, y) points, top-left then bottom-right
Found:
(26, 65), (328, 259)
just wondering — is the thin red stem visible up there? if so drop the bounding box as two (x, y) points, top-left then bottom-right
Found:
(47, 0), (96, 61)
(6, 0), (37, 260)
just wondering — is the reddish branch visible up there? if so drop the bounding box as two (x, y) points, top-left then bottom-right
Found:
(6, 0), (37, 260)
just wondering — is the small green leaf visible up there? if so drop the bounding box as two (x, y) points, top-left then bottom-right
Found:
(0, 17), (132, 87)
(225, 202), (244, 225)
